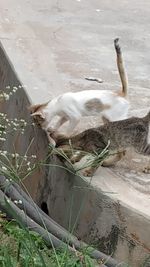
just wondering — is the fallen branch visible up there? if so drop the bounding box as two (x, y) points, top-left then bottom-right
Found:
(0, 175), (125, 267)
(85, 77), (103, 83)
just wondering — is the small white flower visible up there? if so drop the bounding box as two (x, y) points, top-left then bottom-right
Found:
(0, 137), (6, 141)
(2, 166), (7, 171)
(1, 151), (7, 155)
(4, 94), (10, 100)
(31, 155), (37, 158)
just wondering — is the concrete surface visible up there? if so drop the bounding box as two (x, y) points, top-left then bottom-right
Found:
(0, 0), (150, 266)
(0, 42), (49, 201)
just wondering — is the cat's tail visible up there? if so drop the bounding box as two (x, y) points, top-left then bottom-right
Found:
(114, 38), (128, 97)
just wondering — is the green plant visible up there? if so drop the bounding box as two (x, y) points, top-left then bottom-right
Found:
(0, 85), (100, 267)
(48, 140), (110, 176)
(0, 215), (99, 267)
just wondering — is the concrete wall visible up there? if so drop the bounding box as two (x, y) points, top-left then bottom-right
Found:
(37, 155), (150, 267)
(0, 42), (49, 199)
(0, 42), (150, 267)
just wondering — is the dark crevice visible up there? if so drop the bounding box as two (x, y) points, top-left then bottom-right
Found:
(41, 201), (49, 215)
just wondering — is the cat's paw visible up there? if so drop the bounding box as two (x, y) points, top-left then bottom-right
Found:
(70, 152), (82, 164)
(48, 139), (56, 147)
(82, 168), (94, 177)
(46, 132), (56, 147)
(47, 127), (55, 134)
(142, 167), (150, 174)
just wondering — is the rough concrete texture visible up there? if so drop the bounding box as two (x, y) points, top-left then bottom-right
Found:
(0, 43), (49, 201)
(0, 0), (150, 266)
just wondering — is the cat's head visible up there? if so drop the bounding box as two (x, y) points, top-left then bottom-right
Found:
(29, 103), (48, 129)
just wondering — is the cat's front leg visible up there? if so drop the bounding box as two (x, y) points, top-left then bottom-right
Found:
(141, 144), (150, 156)
(53, 117), (68, 131)
(66, 118), (80, 135)
(143, 166), (150, 174)
(46, 131), (56, 147)
(102, 150), (126, 167)
(82, 150), (126, 177)
(82, 166), (97, 177)
(70, 151), (84, 164)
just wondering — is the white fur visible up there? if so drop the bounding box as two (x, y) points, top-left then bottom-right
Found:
(36, 90), (129, 134)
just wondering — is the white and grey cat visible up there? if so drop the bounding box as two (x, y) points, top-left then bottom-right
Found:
(29, 38), (129, 139)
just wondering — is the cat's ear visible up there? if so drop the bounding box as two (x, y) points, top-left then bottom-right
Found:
(31, 111), (45, 119)
(102, 116), (110, 124)
(28, 102), (49, 113)
(28, 104), (40, 114)
(28, 104), (45, 119)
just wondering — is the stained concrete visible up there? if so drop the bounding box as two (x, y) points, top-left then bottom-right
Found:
(0, 0), (150, 266)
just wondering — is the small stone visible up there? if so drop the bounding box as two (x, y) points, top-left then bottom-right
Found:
(4, 18), (10, 23)
(130, 169), (137, 174)
(125, 173), (133, 178)
(143, 167), (150, 174)
(132, 158), (141, 163)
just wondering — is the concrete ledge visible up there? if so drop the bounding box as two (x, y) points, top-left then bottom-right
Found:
(36, 155), (150, 267)
(0, 0), (150, 264)
(0, 40), (150, 267)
